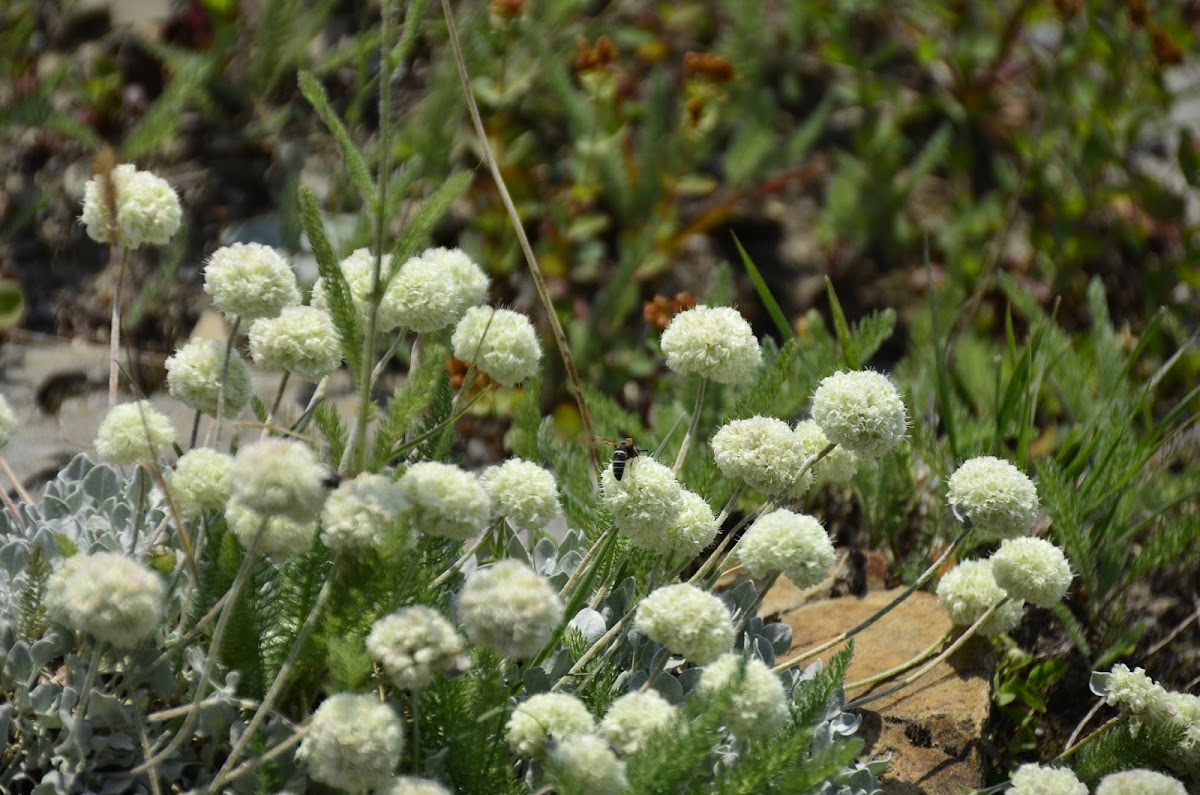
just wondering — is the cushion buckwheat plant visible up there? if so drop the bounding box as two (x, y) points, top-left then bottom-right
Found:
(711, 415), (810, 497)
(810, 369), (908, 458)
(947, 455), (1039, 538)
(659, 304), (762, 384)
(457, 559), (563, 659)
(451, 305), (541, 386)
(635, 583), (734, 664)
(296, 693), (404, 792)
(203, 241), (301, 321)
(81, 163), (182, 248)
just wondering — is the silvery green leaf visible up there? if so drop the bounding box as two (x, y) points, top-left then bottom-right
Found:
(85, 691), (125, 727)
(149, 661), (177, 701)
(5, 640), (32, 681)
(747, 634), (774, 666)
(82, 465), (120, 503)
(761, 621), (792, 655)
(557, 529), (584, 555)
(601, 577), (636, 620)
(505, 535), (531, 564)
(830, 711), (861, 736)
(532, 537), (558, 575)
(676, 667), (704, 697)
(568, 608), (606, 646)
(555, 550), (582, 576)
(41, 497), (73, 520)
(28, 637), (59, 672)
(720, 580), (758, 616)
(30, 684), (60, 721)
(1089, 670), (1111, 696)
(99, 773), (137, 793)
(106, 731), (136, 752)
(627, 670), (648, 691)
(541, 648), (573, 681)
(650, 672), (684, 702)
(0, 704), (12, 751)
(522, 666), (550, 694)
(0, 540), (27, 577)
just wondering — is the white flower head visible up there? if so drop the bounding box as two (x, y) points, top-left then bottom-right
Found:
(94, 400), (176, 465)
(458, 559), (564, 659)
(367, 606), (469, 690)
(0, 394), (17, 449)
(379, 777), (452, 795)
(451, 306), (541, 386)
(711, 416), (810, 497)
(737, 509), (836, 589)
(321, 473), (407, 553)
(1093, 664), (1172, 719)
(169, 448), (233, 516)
(794, 419), (858, 484)
(385, 255), (462, 333)
(226, 497), (317, 564)
(397, 462), (491, 541)
(810, 369), (908, 458)
(659, 305), (762, 384)
(505, 692), (595, 758)
(166, 337), (252, 417)
(935, 559), (1024, 636)
(46, 551), (165, 647)
(229, 438), (327, 524)
(297, 693), (403, 792)
(601, 457), (683, 543)
(310, 248), (377, 326)
(625, 488), (717, 562)
(598, 689), (678, 756)
(947, 456), (1039, 538)
(1096, 769), (1187, 795)
(549, 733), (628, 795)
(989, 537), (1072, 608)
(635, 583), (733, 665)
(480, 458), (561, 531)
(249, 305), (343, 382)
(1008, 764), (1088, 795)
(697, 653), (789, 739)
(81, 164), (181, 248)
(204, 242), (301, 321)
(422, 246), (489, 308)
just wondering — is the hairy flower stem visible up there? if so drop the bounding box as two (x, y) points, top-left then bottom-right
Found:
(59, 642), (105, 756)
(559, 525), (616, 597)
(188, 410), (201, 450)
(845, 599), (1003, 710)
(206, 315), (242, 448)
(773, 524), (971, 673)
(552, 613), (631, 692)
(263, 371), (291, 433)
(188, 725), (308, 794)
(371, 331), (408, 392)
(1054, 716), (1120, 764)
(844, 629), (953, 693)
(432, 524), (496, 587)
(210, 553), (345, 789)
(672, 377), (707, 474)
(108, 245), (129, 407)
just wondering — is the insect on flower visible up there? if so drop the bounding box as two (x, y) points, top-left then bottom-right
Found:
(600, 437), (642, 481)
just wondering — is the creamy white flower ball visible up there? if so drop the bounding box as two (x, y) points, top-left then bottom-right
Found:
(204, 242), (301, 321)
(598, 689), (678, 756)
(601, 457), (683, 543)
(226, 497), (317, 564)
(367, 606), (468, 690)
(737, 509), (836, 589)
(297, 693), (403, 792)
(711, 416), (810, 497)
(810, 370), (908, 458)
(0, 394), (17, 449)
(625, 488), (716, 561)
(989, 537), (1071, 608)
(1094, 664), (1171, 718)
(379, 777), (452, 795)
(1096, 769), (1187, 795)
(249, 305), (343, 382)
(46, 552), (165, 647)
(383, 255), (462, 333)
(166, 337), (253, 417)
(229, 438), (326, 524)
(451, 306), (541, 386)
(1166, 691), (1200, 757)
(947, 456), (1039, 538)
(549, 733), (628, 795)
(480, 458), (561, 531)
(169, 448), (233, 516)
(635, 583), (733, 665)
(94, 401), (176, 465)
(698, 653), (789, 739)
(935, 559), (1024, 636)
(81, 164), (181, 248)
(422, 246), (489, 308)
(321, 473), (406, 553)
(794, 419), (858, 485)
(310, 248), (377, 326)
(397, 462), (492, 541)
(505, 692), (594, 758)
(659, 305), (762, 385)
(1008, 764), (1088, 795)
(458, 559), (563, 659)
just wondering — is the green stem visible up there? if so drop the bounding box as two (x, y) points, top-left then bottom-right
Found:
(844, 629), (952, 692)
(432, 524), (495, 587)
(209, 315), (242, 447)
(108, 245), (129, 407)
(558, 526), (616, 597)
(672, 377), (707, 475)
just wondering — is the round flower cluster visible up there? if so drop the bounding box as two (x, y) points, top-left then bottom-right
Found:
(505, 692), (594, 757)
(0, 394), (16, 449)
(310, 248), (379, 327)
(397, 462), (492, 541)
(457, 560), (563, 659)
(935, 559), (1024, 636)
(387, 255), (462, 333)
(229, 439), (326, 524)
(321, 473), (407, 553)
(168, 448), (233, 516)
(947, 456), (1039, 538)
(659, 305), (762, 385)
(698, 653), (789, 739)
(165, 337), (252, 417)
(630, 489), (717, 561)
(810, 370), (908, 458)
(598, 689), (678, 756)
(422, 246), (489, 308)
(794, 419), (858, 485)
(600, 457), (683, 543)
(480, 458), (561, 531)
(549, 733), (628, 795)
(451, 306), (541, 386)
(989, 537), (1072, 608)
(737, 509), (836, 590)
(81, 164), (181, 248)
(94, 401), (176, 466)
(380, 777), (452, 795)
(47, 551), (165, 647)
(249, 305), (343, 382)
(711, 416), (809, 497)
(1096, 769), (1187, 795)
(1008, 764), (1087, 795)
(297, 693), (403, 792)
(225, 497), (316, 564)
(367, 606), (468, 690)
(635, 583), (733, 665)
(1093, 663), (1171, 719)
(203, 242), (300, 321)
